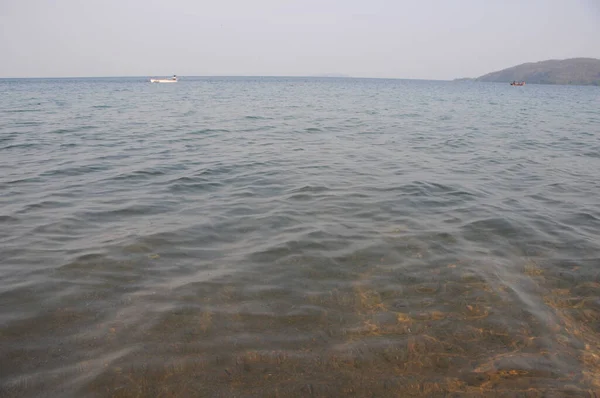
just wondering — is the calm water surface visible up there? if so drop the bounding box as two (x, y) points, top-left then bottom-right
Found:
(1, 77), (600, 397)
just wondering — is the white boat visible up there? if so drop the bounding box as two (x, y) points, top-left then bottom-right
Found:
(150, 75), (178, 83)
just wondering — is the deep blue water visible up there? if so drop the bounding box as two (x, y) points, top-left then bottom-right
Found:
(1, 77), (600, 397)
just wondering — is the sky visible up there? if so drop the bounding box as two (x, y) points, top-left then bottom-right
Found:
(1, 0), (599, 79)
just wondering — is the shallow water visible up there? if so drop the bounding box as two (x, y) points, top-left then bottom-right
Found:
(1, 77), (600, 397)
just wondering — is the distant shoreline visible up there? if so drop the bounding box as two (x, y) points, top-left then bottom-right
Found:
(457, 57), (600, 86)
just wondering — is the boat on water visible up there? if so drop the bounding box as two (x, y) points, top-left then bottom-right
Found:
(510, 81), (525, 86)
(150, 75), (178, 83)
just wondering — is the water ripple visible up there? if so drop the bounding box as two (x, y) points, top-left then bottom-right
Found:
(1, 77), (599, 396)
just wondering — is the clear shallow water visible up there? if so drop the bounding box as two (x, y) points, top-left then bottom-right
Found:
(1, 77), (600, 397)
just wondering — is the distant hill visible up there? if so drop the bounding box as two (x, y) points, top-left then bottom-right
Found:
(475, 58), (600, 86)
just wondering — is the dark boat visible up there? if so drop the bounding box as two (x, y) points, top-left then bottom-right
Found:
(510, 81), (525, 86)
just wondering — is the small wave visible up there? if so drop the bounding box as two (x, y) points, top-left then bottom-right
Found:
(244, 115), (271, 120)
(69, 252), (107, 263)
(371, 181), (463, 196)
(13, 121), (43, 126)
(239, 126), (277, 132)
(229, 189), (256, 198)
(396, 112), (421, 118)
(190, 128), (230, 134)
(30, 217), (86, 236)
(5, 109), (42, 113)
(289, 185), (331, 194)
(17, 200), (70, 214)
(460, 217), (523, 243)
(545, 182), (571, 193)
(6, 177), (43, 185)
(1, 143), (41, 151)
(249, 239), (330, 264)
(194, 165), (233, 178)
(562, 211), (600, 229)
(109, 166), (185, 182)
(0, 215), (19, 223)
(81, 204), (173, 220)
(0, 136), (16, 144)
(50, 126), (97, 134)
(286, 193), (314, 201)
(286, 185), (333, 201)
(168, 178), (223, 193)
(40, 164), (108, 177)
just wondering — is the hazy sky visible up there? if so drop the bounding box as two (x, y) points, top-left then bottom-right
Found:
(1, 0), (599, 79)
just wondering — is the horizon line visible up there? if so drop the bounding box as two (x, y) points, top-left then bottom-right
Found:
(0, 74), (457, 81)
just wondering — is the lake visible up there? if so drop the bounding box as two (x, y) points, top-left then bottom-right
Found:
(1, 77), (599, 397)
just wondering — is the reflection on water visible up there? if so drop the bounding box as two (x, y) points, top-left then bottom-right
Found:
(1, 77), (599, 397)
